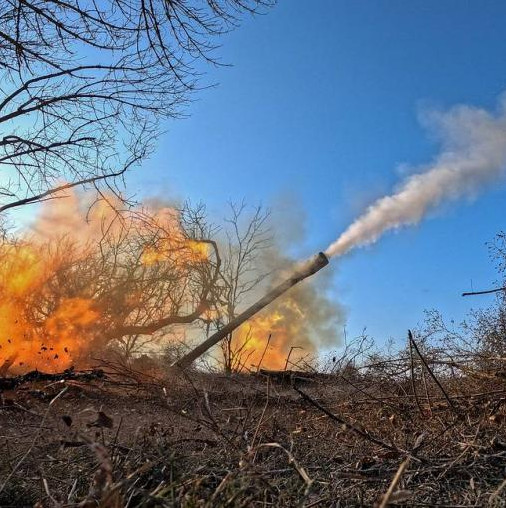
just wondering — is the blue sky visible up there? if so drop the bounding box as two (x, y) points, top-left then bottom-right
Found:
(126, 0), (506, 344)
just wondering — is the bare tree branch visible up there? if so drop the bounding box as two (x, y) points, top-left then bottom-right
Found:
(0, 0), (274, 213)
(462, 287), (506, 297)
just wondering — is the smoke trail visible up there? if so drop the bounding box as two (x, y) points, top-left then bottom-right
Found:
(326, 97), (506, 257)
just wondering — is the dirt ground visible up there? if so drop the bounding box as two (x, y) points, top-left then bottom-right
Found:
(1, 368), (506, 507)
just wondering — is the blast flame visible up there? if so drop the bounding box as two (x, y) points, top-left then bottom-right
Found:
(231, 296), (312, 371)
(0, 189), (342, 376)
(0, 244), (98, 373)
(0, 192), (210, 374)
(141, 239), (208, 266)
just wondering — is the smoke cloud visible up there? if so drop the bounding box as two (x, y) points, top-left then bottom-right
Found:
(326, 96), (506, 257)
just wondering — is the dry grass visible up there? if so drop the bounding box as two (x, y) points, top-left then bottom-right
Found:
(1, 352), (506, 507)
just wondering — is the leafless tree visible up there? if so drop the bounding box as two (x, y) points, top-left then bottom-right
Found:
(211, 202), (272, 373)
(0, 0), (273, 215)
(107, 201), (274, 369)
(103, 201), (221, 359)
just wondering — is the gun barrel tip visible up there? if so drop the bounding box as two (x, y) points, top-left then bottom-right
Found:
(317, 251), (330, 265)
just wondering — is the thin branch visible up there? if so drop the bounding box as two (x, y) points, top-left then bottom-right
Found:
(408, 330), (458, 414)
(293, 385), (407, 454)
(462, 287), (506, 297)
(0, 166), (132, 213)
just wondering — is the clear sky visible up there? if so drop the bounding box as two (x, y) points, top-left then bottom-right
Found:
(126, 0), (506, 345)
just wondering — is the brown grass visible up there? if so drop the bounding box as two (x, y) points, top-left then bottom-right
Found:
(1, 354), (506, 507)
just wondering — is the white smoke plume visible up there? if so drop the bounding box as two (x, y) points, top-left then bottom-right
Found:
(326, 96), (506, 257)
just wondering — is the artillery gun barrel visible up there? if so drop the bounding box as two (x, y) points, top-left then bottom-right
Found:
(172, 252), (329, 371)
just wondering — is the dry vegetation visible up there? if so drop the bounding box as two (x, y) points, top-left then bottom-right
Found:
(1, 324), (506, 507)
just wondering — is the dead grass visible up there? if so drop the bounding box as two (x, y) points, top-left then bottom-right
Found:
(1, 356), (506, 507)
